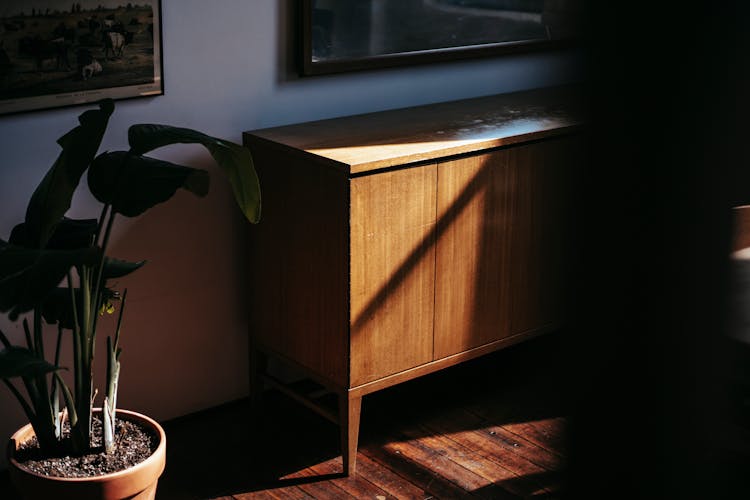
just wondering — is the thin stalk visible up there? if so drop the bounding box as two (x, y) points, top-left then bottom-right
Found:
(50, 325), (64, 438)
(50, 325), (63, 400)
(0, 327), (11, 349)
(94, 204), (110, 248)
(71, 266), (94, 452)
(105, 333), (120, 416)
(92, 210), (117, 336)
(2, 379), (35, 424)
(53, 325), (63, 376)
(33, 309), (44, 360)
(114, 289), (127, 350)
(54, 373), (77, 427)
(81, 266), (92, 361)
(104, 290), (126, 453)
(68, 270), (82, 420)
(22, 318), (33, 352)
(21, 376), (42, 416)
(33, 308), (55, 433)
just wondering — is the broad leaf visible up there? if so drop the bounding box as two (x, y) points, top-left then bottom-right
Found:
(24, 100), (114, 248)
(0, 240), (100, 320)
(10, 218), (97, 250)
(128, 124), (261, 223)
(0, 347), (60, 379)
(88, 151), (210, 217)
(40, 287), (77, 328)
(102, 257), (146, 280)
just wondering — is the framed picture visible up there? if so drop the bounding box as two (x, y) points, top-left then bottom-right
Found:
(299, 0), (582, 76)
(0, 0), (163, 116)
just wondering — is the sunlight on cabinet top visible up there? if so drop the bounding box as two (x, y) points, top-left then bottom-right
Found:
(244, 85), (585, 175)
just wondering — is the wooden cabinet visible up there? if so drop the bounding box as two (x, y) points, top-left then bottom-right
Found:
(244, 85), (583, 475)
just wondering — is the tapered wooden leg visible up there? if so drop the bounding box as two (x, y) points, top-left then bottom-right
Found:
(340, 394), (362, 476)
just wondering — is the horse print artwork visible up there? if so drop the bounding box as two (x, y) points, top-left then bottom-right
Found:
(0, 0), (163, 115)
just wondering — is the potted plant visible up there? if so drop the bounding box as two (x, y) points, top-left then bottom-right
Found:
(0, 99), (260, 499)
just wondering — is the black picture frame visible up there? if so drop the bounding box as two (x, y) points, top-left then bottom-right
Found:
(299, 0), (581, 76)
(0, 0), (164, 116)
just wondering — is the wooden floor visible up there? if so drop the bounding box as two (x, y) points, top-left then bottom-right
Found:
(0, 333), (571, 499)
(161, 333), (570, 499)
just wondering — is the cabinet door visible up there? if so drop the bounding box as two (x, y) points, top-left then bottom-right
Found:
(509, 138), (574, 334)
(434, 150), (515, 359)
(350, 165), (437, 387)
(434, 137), (574, 359)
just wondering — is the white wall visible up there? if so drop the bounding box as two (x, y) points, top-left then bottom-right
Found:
(0, 0), (582, 466)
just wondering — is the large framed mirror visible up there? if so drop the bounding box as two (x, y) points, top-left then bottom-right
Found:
(299, 0), (583, 76)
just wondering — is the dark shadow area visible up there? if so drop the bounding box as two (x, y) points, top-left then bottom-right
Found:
(476, 470), (563, 498)
(566, 3), (750, 499)
(361, 329), (572, 428)
(0, 470), (15, 500)
(156, 393), (341, 499)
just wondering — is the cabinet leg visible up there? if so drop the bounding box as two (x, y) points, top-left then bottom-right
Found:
(340, 394), (362, 476)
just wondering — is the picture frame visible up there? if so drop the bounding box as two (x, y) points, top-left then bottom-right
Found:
(299, 0), (582, 76)
(0, 1), (163, 116)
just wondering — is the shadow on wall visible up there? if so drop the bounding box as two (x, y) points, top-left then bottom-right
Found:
(100, 156), (252, 420)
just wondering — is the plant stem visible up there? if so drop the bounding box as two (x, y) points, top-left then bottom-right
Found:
(50, 325), (64, 436)
(68, 270), (82, 429)
(71, 265), (94, 452)
(0, 327), (10, 349)
(22, 318), (33, 352)
(92, 209), (117, 336)
(94, 204), (110, 247)
(32, 308), (56, 435)
(2, 379), (35, 424)
(53, 325), (63, 374)
(33, 309), (44, 360)
(54, 373), (77, 427)
(114, 289), (127, 351)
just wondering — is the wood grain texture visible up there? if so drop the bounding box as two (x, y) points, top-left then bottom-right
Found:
(340, 395), (362, 476)
(509, 138), (576, 335)
(245, 138), (350, 387)
(350, 165), (437, 386)
(246, 85), (584, 174)
(350, 327), (552, 397)
(434, 149), (515, 358)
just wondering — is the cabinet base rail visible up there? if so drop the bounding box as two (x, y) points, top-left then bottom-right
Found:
(249, 325), (558, 476)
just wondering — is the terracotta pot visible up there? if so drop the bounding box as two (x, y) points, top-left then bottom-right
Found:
(7, 409), (166, 500)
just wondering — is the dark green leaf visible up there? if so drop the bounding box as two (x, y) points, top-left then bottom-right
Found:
(0, 347), (60, 379)
(8, 222), (31, 248)
(40, 288), (77, 328)
(10, 218), (97, 250)
(0, 240), (100, 320)
(88, 151), (210, 217)
(24, 100), (114, 248)
(102, 257), (145, 279)
(128, 124), (261, 223)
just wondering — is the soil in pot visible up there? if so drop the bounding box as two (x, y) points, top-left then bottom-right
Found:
(13, 415), (158, 478)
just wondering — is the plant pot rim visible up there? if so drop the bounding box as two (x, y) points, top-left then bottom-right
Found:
(7, 408), (166, 485)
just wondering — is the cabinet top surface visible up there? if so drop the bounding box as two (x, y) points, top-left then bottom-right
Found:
(244, 85), (584, 174)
